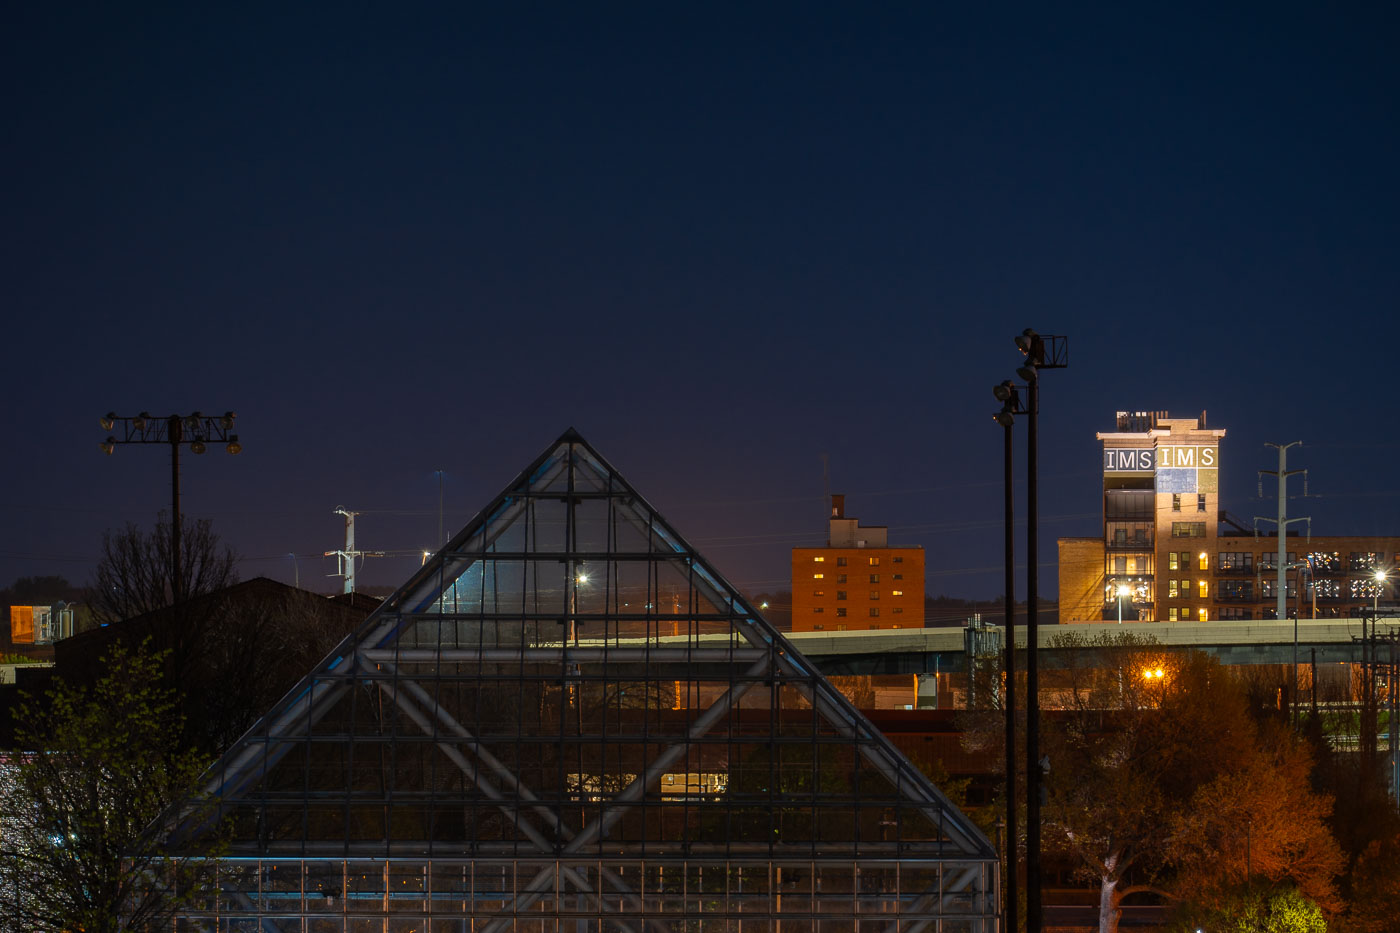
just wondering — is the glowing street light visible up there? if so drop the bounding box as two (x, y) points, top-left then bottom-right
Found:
(1116, 584), (1132, 624)
(1374, 569), (1388, 614)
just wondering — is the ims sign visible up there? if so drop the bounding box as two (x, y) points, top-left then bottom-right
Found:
(1157, 445), (1217, 468)
(1104, 448), (1153, 473)
(1104, 446), (1219, 474)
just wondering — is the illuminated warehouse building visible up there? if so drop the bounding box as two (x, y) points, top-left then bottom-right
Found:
(1059, 411), (1400, 623)
(791, 495), (926, 633)
(147, 431), (996, 930)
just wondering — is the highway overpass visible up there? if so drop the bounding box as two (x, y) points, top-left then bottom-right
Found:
(784, 617), (1400, 676)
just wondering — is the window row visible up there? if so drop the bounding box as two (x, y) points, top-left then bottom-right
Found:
(1169, 493), (1207, 513)
(810, 602), (907, 613)
(1167, 551), (1209, 571)
(1166, 579), (1210, 599)
(1217, 551), (1253, 570)
(811, 555), (905, 566)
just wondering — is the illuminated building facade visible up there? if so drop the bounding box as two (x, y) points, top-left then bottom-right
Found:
(1060, 411), (1400, 623)
(791, 495), (925, 632)
(145, 432), (995, 930)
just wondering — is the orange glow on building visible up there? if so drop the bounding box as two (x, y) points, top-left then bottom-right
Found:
(9, 606), (35, 644)
(791, 495), (925, 632)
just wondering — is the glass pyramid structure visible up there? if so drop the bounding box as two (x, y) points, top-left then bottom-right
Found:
(150, 430), (998, 930)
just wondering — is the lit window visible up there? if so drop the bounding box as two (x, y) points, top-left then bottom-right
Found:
(869, 574), (880, 583)
(1198, 580), (1209, 598)
(1172, 494), (1181, 511)
(869, 557), (880, 566)
(1168, 607), (1178, 621)
(813, 556), (825, 563)
(1168, 552), (1180, 571)
(1198, 552), (1209, 571)
(892, 624), (901, 629)
(813, 573), (824, 579)
(1198, 608), (1209, 622)
(836, 624), (847, 631)
(891, 589), (904, 596)
(1168, 580), (1178, 598)
(813, 590), (824, 597)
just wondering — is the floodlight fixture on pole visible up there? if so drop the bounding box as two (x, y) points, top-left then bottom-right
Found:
(98, 411), (242, 603)
(992, 376), (1029, 933)
(1009, 327), (1067, 933)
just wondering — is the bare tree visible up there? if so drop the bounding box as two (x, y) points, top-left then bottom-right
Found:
(91, 514), (237, 624)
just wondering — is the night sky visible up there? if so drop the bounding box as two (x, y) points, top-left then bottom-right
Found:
(5, 4), (1399, 605)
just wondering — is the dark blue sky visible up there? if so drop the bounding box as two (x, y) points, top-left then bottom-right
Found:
(4, 4), (1398, 603)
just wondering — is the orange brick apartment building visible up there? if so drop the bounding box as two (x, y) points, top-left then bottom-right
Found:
(791, 495), (924, 632)
(1059, 411), (1400, 623)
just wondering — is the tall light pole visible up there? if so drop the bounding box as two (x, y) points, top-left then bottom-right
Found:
(1375, 569), (1388, 615)
(1012, 328), (1068, 933)
(99, 411), (241, 603)
(993, 379), (1028, 933)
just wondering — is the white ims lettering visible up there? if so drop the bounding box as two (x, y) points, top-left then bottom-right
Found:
(1157, 446), (1217, 469)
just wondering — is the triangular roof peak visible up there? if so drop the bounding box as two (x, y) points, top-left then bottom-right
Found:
(150, 432), (997, 928)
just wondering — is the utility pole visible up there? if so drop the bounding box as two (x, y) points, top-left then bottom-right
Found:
(1257, 441), (1308, 624)
(1256, 442), (1309, 720)
(325, 507), (384, 595)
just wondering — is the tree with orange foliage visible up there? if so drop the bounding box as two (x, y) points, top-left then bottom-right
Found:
(1040, 634), (1343, 933)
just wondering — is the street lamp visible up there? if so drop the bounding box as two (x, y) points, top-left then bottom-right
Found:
(98, 411), (242, 603)
(1116, 584), (1132, 624)
(1010, 328), (1068, 933)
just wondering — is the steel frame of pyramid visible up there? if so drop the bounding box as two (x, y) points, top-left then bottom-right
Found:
(147, 430), (999, 931)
